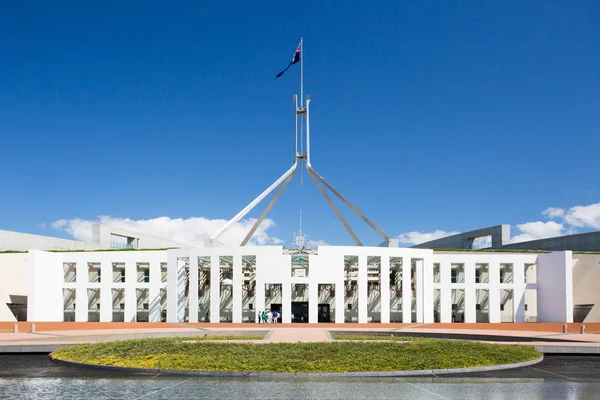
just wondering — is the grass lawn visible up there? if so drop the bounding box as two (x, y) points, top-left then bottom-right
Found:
(51, 335), (541, 373)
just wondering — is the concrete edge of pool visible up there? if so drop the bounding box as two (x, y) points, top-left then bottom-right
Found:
(49, 355), (544, 379)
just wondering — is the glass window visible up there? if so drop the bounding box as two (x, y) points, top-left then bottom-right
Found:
(475, 270), (481, 283)
(451, 269), (457, 284)
(144, 269), (150, 283)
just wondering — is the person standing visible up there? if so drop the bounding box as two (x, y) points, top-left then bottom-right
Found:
(272, 311), (279, 324)
(262, 310), (267, 324)
(267, 310), (273, 324)
(257, 311), (262, 324)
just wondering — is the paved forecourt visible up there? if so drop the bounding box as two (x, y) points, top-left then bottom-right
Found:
(1, 322), (600, 354)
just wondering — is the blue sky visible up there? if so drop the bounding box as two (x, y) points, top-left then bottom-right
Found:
(1, 1), (599, 247)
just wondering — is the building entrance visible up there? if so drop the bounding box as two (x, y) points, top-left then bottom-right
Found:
(318, 304), (330, 323)
(291, 302), (308, 323)
(270, 303), (282, 323)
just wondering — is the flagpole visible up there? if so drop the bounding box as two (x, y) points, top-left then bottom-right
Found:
(300, 37), (304, 108)
(299, 37), (304, 187)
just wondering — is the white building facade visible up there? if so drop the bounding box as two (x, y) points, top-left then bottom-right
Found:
(25, 246), (574, 324)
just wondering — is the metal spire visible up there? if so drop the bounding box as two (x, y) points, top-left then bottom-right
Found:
(293, 210), (306, 248)
(210, 38), (392, 247)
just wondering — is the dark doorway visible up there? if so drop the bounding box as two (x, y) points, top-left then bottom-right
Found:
(291, 302), (308, 323)
(318, 304), (330, 323)
(270, 303), (282, 323)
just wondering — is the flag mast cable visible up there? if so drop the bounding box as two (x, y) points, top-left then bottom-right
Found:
(210, 38), (393, 247)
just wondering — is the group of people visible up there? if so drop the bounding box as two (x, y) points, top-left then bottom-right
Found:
(257, 310), (280, 324)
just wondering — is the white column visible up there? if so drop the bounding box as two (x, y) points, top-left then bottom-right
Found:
(335, 280), (345, 323)
(282, 282), (292, 323)
(166, 252), (178, 323)
(380, 256), (390, 323)
(148, 261), (162, 322)
(513, 262), (526, 323)
(440, 261), (451, 323)
(416, 259), (423, 323)
(125, 260), (136, 322)
(176, 259), (187, 322)
(402, 256), (412, 323)
(210, 255), (220, 323)
(100, 261), (112, 322)
(422, 255), (434, 323)
(488, 261), (501, 323)
(167, 255), (186, 323)
(75, 262), (88, 322)
(148, 286), (160, 322)
(309, 282), (318, 323)
(100, 287), (112, 322)
(187, 256), (198, 323)
(358, 255), (368, 323)
(464, 261), (476, 323)
(232, 254), (243, 323)
(255, 274), (265, 324)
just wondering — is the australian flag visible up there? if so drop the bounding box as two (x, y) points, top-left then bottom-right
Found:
(276, 42), (301, 78)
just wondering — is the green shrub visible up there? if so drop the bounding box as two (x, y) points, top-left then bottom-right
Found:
(51, 335), (541, 373)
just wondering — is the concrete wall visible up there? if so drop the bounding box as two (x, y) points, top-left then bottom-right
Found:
(25, 250), (168, 322)
(431, 251), (540, 323)
(572, 253), (600, 322)
(91, 224), (189, 249)
(503, 231), (600, 252)
(411, 224), (600, 253)
(0, 230), (90, 251)
(0, 253), (28, 322)
(1, 224), (187, 252)
(412, 225), (510, 250)
(537, 251), (573, 323)
(19, 246), (575, 324)
(27, 251), (64, 322)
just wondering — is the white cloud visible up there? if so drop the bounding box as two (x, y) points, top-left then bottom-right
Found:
(52, 215), (283, 247)
(306, 239), (329, 247)
(513, 201), (600, 243)
(396, 230), (459, 245)
(563, 202), (600, 229)
(52, 219), (68, 229)
(542, 207), (565, 219)
(511, 221), (564, 243)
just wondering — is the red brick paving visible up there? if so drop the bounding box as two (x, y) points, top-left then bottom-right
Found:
(0, 322), (181, 332)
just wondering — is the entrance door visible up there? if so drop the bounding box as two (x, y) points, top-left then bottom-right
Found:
(318, 304), (331, 323)
(291, 302), (308, 323)
(270, 303), (282, 323)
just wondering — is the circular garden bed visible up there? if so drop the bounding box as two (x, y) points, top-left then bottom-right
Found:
(50, 335), (541, 374)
